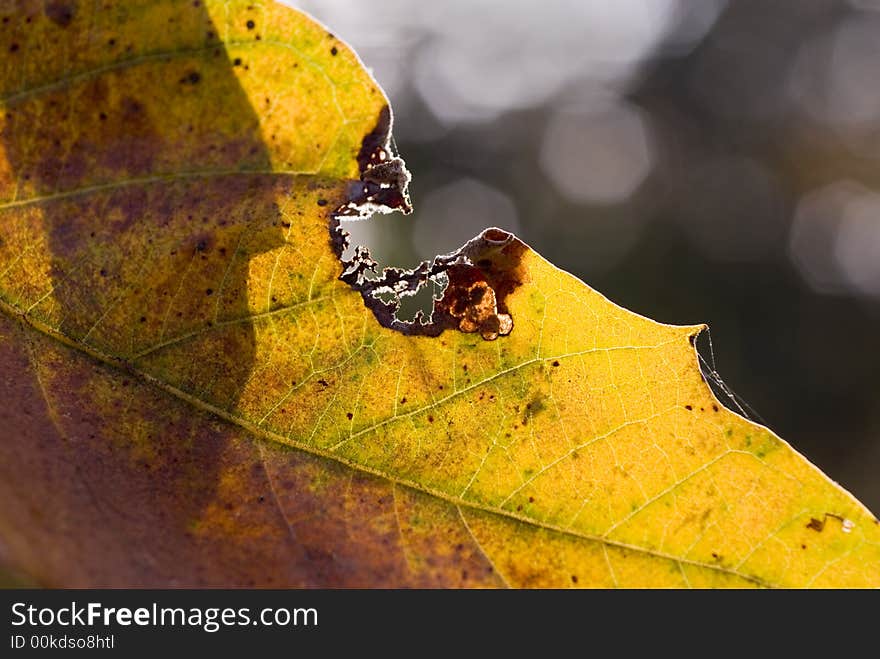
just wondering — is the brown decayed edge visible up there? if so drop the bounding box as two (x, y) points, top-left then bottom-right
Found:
(331, 108), (529, 340)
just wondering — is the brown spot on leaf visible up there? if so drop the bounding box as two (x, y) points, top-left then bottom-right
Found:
(807, 517), (825, 532)
(434, 266), (512, 341)
(45, 1), (75, 27)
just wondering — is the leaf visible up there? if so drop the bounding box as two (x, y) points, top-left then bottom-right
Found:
(0, 0), (878, 588)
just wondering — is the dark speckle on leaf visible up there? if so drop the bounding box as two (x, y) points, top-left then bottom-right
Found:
(246, 19), (255, 29)
(330, 46), (338, 56)
(552, 360), (560, 367)
(317, 199), (328, 206)
(180, 71), (201, 85)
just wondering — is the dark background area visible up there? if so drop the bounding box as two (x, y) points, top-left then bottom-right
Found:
(295, 0), (880, 512)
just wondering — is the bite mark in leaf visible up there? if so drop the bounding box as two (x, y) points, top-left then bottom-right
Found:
(331, 109), (527, 340)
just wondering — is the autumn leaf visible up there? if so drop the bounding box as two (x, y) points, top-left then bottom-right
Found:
(0, 0), (878, 588)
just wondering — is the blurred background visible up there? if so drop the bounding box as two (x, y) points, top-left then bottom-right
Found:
(290, 0), (880, 512)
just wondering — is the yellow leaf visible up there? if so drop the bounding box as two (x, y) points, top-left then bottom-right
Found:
(0, 0), (877, 588)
